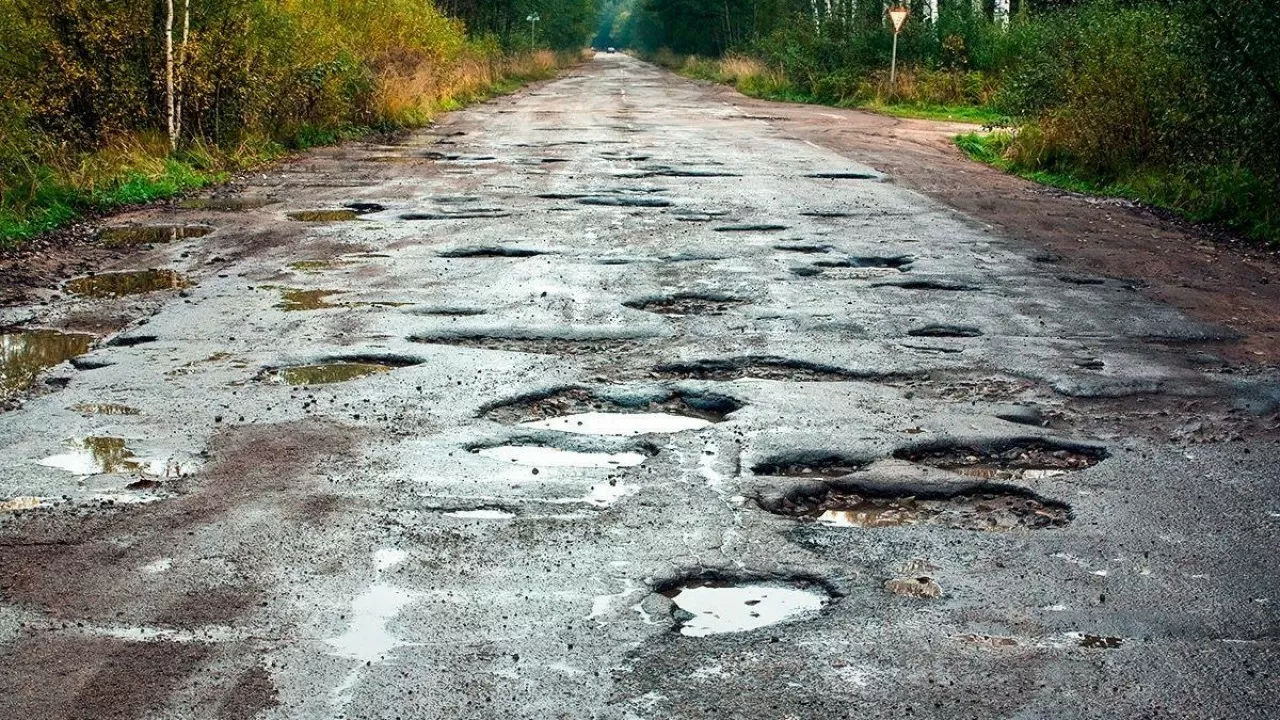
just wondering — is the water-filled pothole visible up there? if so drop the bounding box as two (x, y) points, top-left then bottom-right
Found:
(178, 197), (272, 211)
(439, 246), (546, 258)
(66, 270), (190, 298)
(2, 328), (95, 397)
(401, 209), (511, 220)
(288, 210), (360, 222)
(753, 455), (867, 477)
(38, 436), (147, 475)
(99, 225), (212, 247)
(410, 334), (640, 356)
(623, 293), (747, 316)
(805, 172), (878, 180)
(874, 279), (978, 292)
(471, 443), (652, 468)
(484, 387), (739, 436)
(265, 356), (419, 385)
(774, 243), (833, 254)
(651, 357), (862, 382)
(576, 196), (672, 208)
(277, 289), (342, 311)
(907, 325), (983, 338)
(764, 486), (1071, 530)
(815, 255), (914, 270)
(714, 224), (788, 232)
(894, 441), (1106, 480)
(659, 576), (833, 637)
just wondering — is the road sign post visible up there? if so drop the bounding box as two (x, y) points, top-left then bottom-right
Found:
(888, 7), (909, 90)
(527, 13), (540, 48)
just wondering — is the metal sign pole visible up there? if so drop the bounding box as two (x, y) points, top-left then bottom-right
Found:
(890, 31), (899, 87)
(887, 7), (909, 92)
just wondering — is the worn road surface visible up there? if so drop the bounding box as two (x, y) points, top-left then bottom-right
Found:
(3, 53), (1279, 719)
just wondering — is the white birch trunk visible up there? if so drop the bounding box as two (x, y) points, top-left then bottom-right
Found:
(995, 0), (1010, 25)
(165, 0), (175, 150)
(176, 0), (189, 143)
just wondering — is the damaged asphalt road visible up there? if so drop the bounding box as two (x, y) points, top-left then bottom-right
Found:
(2, 53), (1279, 719)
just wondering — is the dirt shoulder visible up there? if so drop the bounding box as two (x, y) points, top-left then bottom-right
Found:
(712, 85), (1280, 365)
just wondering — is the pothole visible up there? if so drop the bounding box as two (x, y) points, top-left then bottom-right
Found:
(2, 328), (95, 397)
(178, 197), (272, 211)
(885, 576), (943, 598)
(263, 356), (419, 386)
(763, 485), (1072, 530)
(907, 325), (983, 338)
(401, 209), (511, 220)
(644, 168), (741, 178)
(288, 210), (361, 222)
(70, 403), (141, 416)
(873, 279), (978, 292)
(649, 356), (861, 382)
(37, 437), (149, 475)
(99, 225), (213, 247)
(713, 224), (788, 232)
(893, 441), (1106, 480)
(805, 172), (878, 180)
(484, 387), (739, 436)
(410, 333), (640, 356)
(576, 196), (672, 208)
(800, 211), (855, 218)
(774, 243), (833, 254)
(1078, 634), (1124, 649)
(277, 289), (342, 311)
(658, 575), (833, 637)
(439, 247), (547, 258)
(65, 270), (190, 298)
(623, 293), (747, 316)
(815, 255), (914, 270)
(470, 442), (653, 468)
(752, 455), (867, 477)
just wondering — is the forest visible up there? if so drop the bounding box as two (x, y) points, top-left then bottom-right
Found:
(600, 0), (1279, 242)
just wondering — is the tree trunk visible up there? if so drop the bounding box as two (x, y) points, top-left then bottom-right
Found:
(165, 0), (175, 150)
(176, 0), (189, 144)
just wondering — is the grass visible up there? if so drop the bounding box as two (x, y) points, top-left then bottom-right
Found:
(857, 101), (1008, 125)
(956, 132), (1280, 245)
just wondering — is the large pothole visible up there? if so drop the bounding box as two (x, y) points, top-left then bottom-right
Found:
(439, 246), (548, 258)
(410, 333), (641, 356)
(65, 270), (190, 298)
(2, 328), (95, 398)
(468, 436), (658, 468)
(262, 355), (421, 386)
(623, 293), (747, 316)
(814, 255), (914, 270)
(99, 225), (213, 247)
(649, 357), (863, 382)
(657, 574), (834, 637)
(483, 387), (740, 436)
(762, 484), (1072, 530)
(894, 440), (1106, 480)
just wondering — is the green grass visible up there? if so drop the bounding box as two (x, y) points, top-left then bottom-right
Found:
(858, 102), (1007, 125)
(956, 132), (1279, 245)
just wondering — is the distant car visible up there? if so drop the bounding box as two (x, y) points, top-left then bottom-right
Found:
(607, 47), (616, 53)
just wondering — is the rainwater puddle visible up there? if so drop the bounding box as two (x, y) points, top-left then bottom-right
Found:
(907, 325), (983, 338)
(1, 329), (95, 396)
(439, 246), (546, 258)
(65, 270), (189, 298)
(410, 334), (639, 356)
(874, 279), (978, 292)
(805, 172), (879, 180)
(326, 583), (416, 663)
(99, 225), (212, 247)
(769, 488), (1071, 531)
(475, 445), (648, 467)
(816, 255), (914, 270)
(277, 289), (342, 311)
(271, 362), (391, 385)
(520, 413), (712, 436)
(713, 224), (788, 232)
(576, 196), (671, 208)
(651, 357), (860, 382)
(37, 437), (149, 475)
(663, 580), (830, 637)
(179, 197), (271, 211)
(623, 293), (746, 316)
(288, 210), (360, 222)
(895, 442), (1105, 480)
(445, 508), (516, 520)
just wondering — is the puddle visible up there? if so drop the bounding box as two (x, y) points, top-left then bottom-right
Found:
(439, 246), (546, 258)
(99, 225), (212, 247)
(70, 403), (141, 416)
(753, 455), (866, 477)
(326, 583), (416, 663)
(874, 279), (978, 292)
(576, 196), (672, 208)
(288, 210), (360, 222)
(178, 197), (272, 211)
(805, 172), (878, 180)
(486, 387), (739, 434)
(766, 487), (1071, 531)
(645, 168), (741, 178)
(520, 412), (712, 436)
(774, 243), (833, 254)
(37, 436), (147, 475)
(271, 362), (391, 385)
(800, 211), (856, 218)
(410, 334), (640, 356)
(907, 325), (983, 338)
(1, 328), (95, 396)
(894, 442), (1105, 480)
(65, 270), (190, 298)
(445, 508), (516, 520)
(277, 289), (342, 311)
(815, 255), (914, 270)
(474, 445), (649, 467)
(713, 224), (788, 232)
(400, 209), (511, 220)
(623, 293), (747, 316)
(651, 356), (860, 382)
(288, 260), (347, 273)
(661, 579), (830, 637)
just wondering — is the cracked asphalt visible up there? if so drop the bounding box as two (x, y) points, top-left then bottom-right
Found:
(2, 53), (1278, 719)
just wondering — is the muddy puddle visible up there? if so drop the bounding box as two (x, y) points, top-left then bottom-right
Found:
(874, 278), (978, 292)
(37, 437), (148, 475)
(401, 209), (511, 220)
(178, 197), (272, 211)
(661, 578), (831, 637)
(805, 172), (879, 180)
(439, 246), (547, 258)
(65, 270), (189, 298)
(650, 357), (860, 382)
(774, 243), (834, 254)
(765, 487), (1071, 530)
(623, 293), (747, 316)
(486, 387), (739, 436)
(410, 334), (640, 356)
(288, 210), (360, 222)
(99, 225), (212, 247)
(268, 362), (390, 385)
(277, 289), (342, 311)
(1, 328), (95, 397)
(895, 442), (1105, 480)
(474, 444), (649, 468)
(907, 325), (983, 338)
(815, 255), (914, 270)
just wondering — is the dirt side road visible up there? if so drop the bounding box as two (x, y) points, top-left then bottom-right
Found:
(2, 53), (1277, 720)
